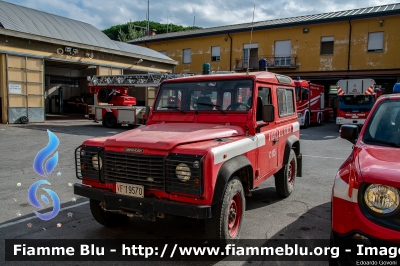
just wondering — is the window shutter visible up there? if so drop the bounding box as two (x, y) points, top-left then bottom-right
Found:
(211, 46), (220, 56)
(183, 49), (191, 63)
(321, 36), (334, 42)
(274, 40), (291, 56)
(368, 32), (384, 51)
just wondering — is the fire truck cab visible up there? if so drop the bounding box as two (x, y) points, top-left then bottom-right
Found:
(74, 71), (302, 244)
(336, 79), (382, 129)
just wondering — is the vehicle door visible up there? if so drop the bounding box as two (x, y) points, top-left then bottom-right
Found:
(255, 86), (279, 180)
(275, 87), (297, 168)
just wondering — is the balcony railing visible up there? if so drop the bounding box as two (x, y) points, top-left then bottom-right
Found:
(235, 55), (297, 70)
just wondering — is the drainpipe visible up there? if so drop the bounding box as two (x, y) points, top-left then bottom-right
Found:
(228, 32), (232, 71)
(347, 19), (352, 73)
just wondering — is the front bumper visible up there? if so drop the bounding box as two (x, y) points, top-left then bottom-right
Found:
(331, 230), (400, 265)
(336, 117), (366, 125)
(74, 183), (212, 221)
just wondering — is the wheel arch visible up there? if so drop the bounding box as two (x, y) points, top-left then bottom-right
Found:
(283, 135), (302, 177)
(212, 155), (253, 205)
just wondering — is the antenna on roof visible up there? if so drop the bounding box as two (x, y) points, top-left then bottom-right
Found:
(246, 5), (255, 75)
(147, 0), (150, 36)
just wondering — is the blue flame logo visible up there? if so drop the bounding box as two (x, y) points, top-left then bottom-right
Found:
(28, 130), (60, 221)
(33, 130), (59, 177)
(28, 180), (60, 220)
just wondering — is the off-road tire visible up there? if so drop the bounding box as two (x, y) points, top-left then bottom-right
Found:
(205, 177), (245, 246)
(275, 149), (297, 197)
(103, 112), (117, 128)
(90, 199), (128, 227)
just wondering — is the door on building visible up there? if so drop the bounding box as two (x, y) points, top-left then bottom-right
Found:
(7, 55), (44, 123)
(243, 43), (258, 69)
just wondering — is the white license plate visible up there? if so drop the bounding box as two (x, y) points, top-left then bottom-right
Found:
(351, 115), (359, 118)
(115, 182), (144, 198)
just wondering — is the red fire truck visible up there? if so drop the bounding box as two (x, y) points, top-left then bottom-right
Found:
(336, 79), (382, 129)
(294, 79), (332, 128)
(86, 74), (190, 128)
(74, 71), (302, 245)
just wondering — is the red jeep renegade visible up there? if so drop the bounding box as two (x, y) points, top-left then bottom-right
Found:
(331, 94), (400, 263)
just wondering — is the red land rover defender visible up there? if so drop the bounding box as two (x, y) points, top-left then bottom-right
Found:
(331, 94), (400, 263)
(74, 71), (302, 244)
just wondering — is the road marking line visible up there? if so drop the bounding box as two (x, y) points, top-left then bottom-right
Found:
(0, 201), (88, 229)
(303, 155), (345, 160)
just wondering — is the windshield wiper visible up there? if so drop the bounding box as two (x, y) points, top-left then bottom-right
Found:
(159, 106), (185, 114)
(364, 138), (400, 147)
(197, 103), (226, 114)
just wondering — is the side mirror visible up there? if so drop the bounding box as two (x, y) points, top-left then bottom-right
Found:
(262, 104), (274, 122)
(340, 124), (359, 144)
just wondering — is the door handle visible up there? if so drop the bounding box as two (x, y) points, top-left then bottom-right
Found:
(273, 138), (279, 144)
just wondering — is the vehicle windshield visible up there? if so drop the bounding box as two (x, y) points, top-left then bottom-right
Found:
(363, 100), (400, 146)
(154, 79), (253, 112)
(338, 95), (375, 112)
(295, 87), (308, 102)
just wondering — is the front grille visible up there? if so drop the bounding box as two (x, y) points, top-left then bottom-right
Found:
(104, 152), (166, 190)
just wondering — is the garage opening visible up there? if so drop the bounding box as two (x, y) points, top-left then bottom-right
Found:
(44, 60), (97, 121)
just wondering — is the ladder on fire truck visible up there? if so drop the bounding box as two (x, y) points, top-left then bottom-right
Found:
(88, 73), (194, 87)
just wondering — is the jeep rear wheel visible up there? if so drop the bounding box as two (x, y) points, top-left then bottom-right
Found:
(206, 177), (245, 245)
(275, 149), (297, 197)
(90, 199), (128, 227)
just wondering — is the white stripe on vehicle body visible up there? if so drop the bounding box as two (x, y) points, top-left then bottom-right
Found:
(292, 122), (300, 132)
(212, 122), (299, 165)
(211, 134), (265, 165)
(333, 174), (358, 203)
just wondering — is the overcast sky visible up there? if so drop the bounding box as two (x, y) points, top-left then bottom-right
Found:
(4, 0), (400, 30)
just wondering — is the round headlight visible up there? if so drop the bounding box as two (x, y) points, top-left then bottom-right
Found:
(92, 155), (102, 170)
(364, 184), (400, 214)
(175, 163), (191, 182)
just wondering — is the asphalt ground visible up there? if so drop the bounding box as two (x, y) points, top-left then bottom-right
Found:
(0, 119), (353, 266)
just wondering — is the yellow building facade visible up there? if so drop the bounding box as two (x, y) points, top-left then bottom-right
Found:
(131, 4), (400, 92)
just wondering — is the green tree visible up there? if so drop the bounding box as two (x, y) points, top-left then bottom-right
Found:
(103, 20), (202, 41)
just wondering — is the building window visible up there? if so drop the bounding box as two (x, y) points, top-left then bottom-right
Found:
(183, 49), (191, 64)
(277, 88), (295, 117)
(211, 46), (220, 62)
(159, 51), (167, 55)
(367, 32), (384, 52)
(320, 36), (334, 55)
(274, 40), (291, 66)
